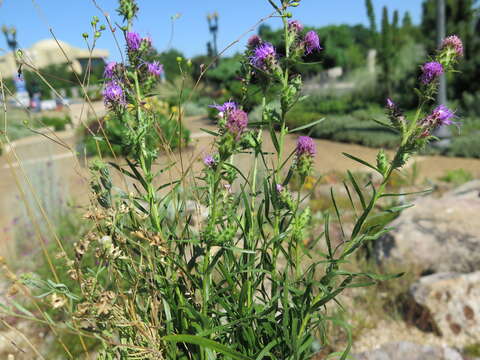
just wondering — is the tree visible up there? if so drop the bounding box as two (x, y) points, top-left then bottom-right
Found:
(422, 0), (480, 108)
(379, 6), (393, 96)
(365, 0), (377, 47)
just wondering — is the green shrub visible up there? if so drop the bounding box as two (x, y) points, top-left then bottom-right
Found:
(299, 94), (368, 115)
(38, 115), (72, 131)
(83, 110), (190, 158)
(439, 168), (474, 185)
(310, 114), (399, 148)
(448, 133), (480, 158)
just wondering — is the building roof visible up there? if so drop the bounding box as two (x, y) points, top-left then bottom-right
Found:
(0, 38), (109, 77)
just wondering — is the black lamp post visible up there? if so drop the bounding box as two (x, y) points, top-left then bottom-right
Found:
(2, 25), (18, 64)
(207, 12), (219, 58)
(434, 0), (452, 146)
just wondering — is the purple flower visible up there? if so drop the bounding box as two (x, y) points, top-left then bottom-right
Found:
(386, 98), (395, 109)
(430, 104), (456, 126)
(209, 101), (238, 118)
(421, 62), (443, 84)
(420, 105), (456, 135)
(147, 61), (164, 77)
(250, 42), (276, 69)
(296, 136), (316, 157)
(304, 31), (322, 55)
(247, 35), (262, 48)
(203, 155), (216, 168)
(126, 32), (141, 51)
(226, 109), (248, 137)
(276, 184), (284, 193)
(103, 81), (125, 107)
(104, 61), (117, 78)
(288, 20), (304, 33)
(441, 35), (463, 57)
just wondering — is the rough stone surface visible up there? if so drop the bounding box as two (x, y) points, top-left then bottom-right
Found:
(375, 180), (480, 273)
(353, 341), (463, 360)
(410, 272), (480, 347)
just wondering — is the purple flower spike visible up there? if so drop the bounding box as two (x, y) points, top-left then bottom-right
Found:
(209, 101), (238, 118)
(203, 155), (216, 168)
(420, 104), (456, 134)
(296, 136), (316, 157)
(247, 35), (262, 48)
(103, 81), (125, 107)
(386, 98), (395, 109)
(441, 35), (463, 57)
(250, 42), (276, 69)
(126, 31), (141, 51)
(288, 20), (304, 33)
(226, 109), (249, 137)
(304, 31), (322, 54)
(104, 61), (117, 78)
(421, 61), (443, 84)
(431, 104), (456, 126)
(276, 184), (284, 193)
(147, 61), (164, 77)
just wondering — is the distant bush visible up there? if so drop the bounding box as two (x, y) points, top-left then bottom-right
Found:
(298, 94), (369, 115)
(448, 133), (480, 158)
(182, 101), (208, 117)
(286, 102), (399, 149)
(439, 168), (474, 185)
(310, 114), (399, 148)
(38, 114), (72, 131)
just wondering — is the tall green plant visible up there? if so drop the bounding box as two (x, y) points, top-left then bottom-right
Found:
(3, 1), (464, 359)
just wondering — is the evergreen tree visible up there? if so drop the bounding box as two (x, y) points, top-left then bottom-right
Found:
(422, 0), (480, 108)
(365, 0), (377, 47)
(379, 6), (393, 96)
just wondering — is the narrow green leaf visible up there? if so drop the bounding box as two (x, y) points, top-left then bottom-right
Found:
(342, 152), (379, 173)
(288, 117), (325, 133)
(163, 335), (252, 360)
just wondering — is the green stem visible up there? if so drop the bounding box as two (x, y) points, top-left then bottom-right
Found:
(133, 71), (161, 232)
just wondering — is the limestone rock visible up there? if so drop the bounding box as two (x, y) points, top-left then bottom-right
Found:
(353, 341), (463, 360)
(410, 272), (480, 347)
(375, 181), (480, 273)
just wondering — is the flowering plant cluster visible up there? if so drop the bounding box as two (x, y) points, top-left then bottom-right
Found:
(4, 1), (462, 359)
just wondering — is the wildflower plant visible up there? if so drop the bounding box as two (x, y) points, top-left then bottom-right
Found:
(3, 0), (463, 359)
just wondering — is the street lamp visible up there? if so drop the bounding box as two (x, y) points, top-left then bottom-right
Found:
(206, 12), (219, 58)
(434, 0), (451, 146)
(2, 25), (18, 62)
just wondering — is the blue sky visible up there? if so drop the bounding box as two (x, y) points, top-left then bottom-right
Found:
(1, 0), (423, 61)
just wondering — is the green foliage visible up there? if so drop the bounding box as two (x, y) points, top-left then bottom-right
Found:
(37, 114), (72, 131)
(148, 48), (185, 81)
(422, 0), (480, 113)
(448, 133), (480, 158)
(21, 62), (103, 99)
(464, 343), (480, 357)
(206, 56), (242, 84)
(365, 0), (377, 38)
(259, 23), (370, 73)
(83, 107), (190, 158)
(4, 1), (466, 360)
(309, 113), (399, 148)
(438, 168), (474, 185)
